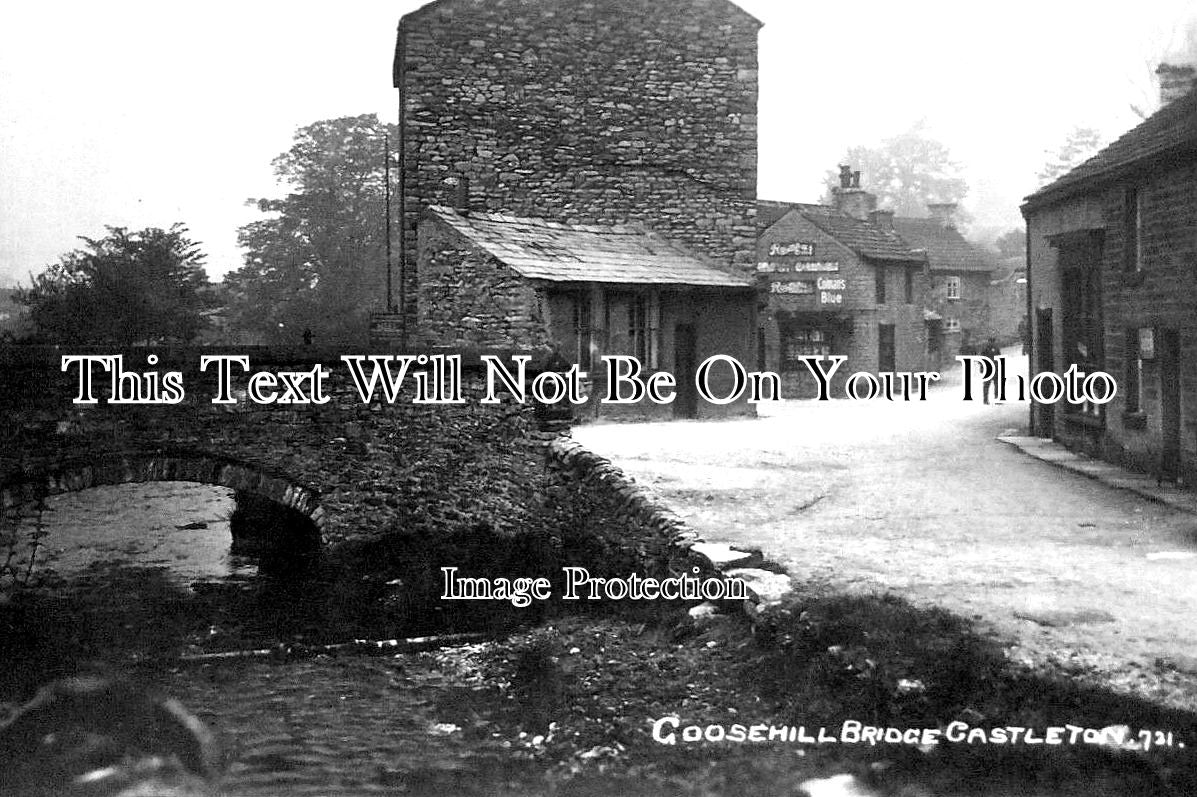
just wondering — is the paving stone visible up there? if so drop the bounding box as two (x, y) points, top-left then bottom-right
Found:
(690, 541), (762, 569)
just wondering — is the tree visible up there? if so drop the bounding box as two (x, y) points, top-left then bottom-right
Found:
(822, 121), (970, 221)
(1036, 127), (1104, 187)
(15, 225), (211, 346)
(226, 114), (394, 345)
(993, 228), (1026, 259)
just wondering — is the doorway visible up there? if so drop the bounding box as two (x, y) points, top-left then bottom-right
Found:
(878, 324), (895, 372)
(674, 324), (698, 419)
(1036, 308), (1054, 438)
(1160, 328), (1181, 481)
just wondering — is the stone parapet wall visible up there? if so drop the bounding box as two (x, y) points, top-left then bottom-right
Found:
(545, 436), (699, 555)
(544, 435), (794, 614)
(0, 346), (546, 547)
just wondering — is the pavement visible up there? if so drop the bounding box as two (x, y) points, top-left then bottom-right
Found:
(998, 434), (1197, 516)
(573, 349), (1197, 708)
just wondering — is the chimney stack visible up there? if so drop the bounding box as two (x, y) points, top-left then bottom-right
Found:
(927, 202), (958, 229)
(832, 164), (877, 221)
(444, 175), (471, 214)
(1157, 63), (1197, 105)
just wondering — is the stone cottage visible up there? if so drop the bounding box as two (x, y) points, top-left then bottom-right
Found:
(418, 205), (757, 419)
(1022, 66), (1197, 481)
(893, 205), (998, 366)
(392, 0), (761, 340)
(757, 170), (929, 396)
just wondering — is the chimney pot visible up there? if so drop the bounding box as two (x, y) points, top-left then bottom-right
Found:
(838, 164), (853, 189)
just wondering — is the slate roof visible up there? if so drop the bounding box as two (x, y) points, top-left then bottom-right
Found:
(757, 199), (798, 231)
(891, 217), (996, 273)
(427, 206), (754, 288)
(759, 201), (926, 263)
(1023, 86), (1197, 210)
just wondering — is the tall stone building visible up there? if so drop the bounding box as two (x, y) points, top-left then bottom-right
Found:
(392, 0), (761, 333)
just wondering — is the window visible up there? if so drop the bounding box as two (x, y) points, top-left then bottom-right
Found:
(629, 295), (649, 364)
(605, 290), (659, 369)
(946, 275), (961, 300)
(573, 296), (592, 371)
(1059, 233), (1105, 419)
(1124, 327), (1142, 415)
(1123, 186), (1142, 273)
(875, 266), (886, 304)
(904, 267), (914, 304)
(780, 327), (831, 370)
(944, 317), (961, 332)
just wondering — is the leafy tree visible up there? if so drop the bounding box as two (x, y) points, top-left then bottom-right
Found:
(226, 114), (394, 345)
(15, 225), (211, 346)
(993, 228), (1026, 259)
(1036, 127), (1104, 187)
(822, 121), (970, 221)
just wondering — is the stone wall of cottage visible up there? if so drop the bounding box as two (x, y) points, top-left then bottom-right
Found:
(396, 0), (760, 327)
(416, 217), (552, 350)
(1098, 161), (1197, 482)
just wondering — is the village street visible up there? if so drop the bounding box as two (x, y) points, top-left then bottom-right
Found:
(573, 353), (1197, 708)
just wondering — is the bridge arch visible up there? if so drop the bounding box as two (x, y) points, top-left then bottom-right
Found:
(0, 451), (325, 545)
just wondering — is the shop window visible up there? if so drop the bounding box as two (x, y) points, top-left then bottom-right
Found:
(573, 296), (592, 371)
(946, 275), (961, 300)
(780, 327), (831, 371)
(605, 290), (659, 369)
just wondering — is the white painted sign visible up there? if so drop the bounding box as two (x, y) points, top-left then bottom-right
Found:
(769, 281), (814, 295)
(756, 261), (841, 274)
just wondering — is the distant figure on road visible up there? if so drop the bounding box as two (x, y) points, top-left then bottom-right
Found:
(981, 337), (1001, 404)
(302, 327), (313, 346)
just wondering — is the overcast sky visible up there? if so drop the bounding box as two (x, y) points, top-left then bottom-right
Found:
(1, 1), (1194, 286)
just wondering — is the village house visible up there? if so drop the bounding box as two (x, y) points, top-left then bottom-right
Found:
(1022, 64), (1197, 482)
(391, 0), (761, 417)
(418, 205), (756, 418)
(757, 169), (929, 396)
(892, 204), (999, 367)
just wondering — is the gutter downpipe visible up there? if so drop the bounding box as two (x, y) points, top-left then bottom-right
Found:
(396, 22), (409, 348)
(1023, 207), (1036, 436)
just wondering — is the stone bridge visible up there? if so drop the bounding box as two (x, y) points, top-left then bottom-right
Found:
(0, 346), (562, 551)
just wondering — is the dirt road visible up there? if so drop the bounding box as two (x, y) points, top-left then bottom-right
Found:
(574, 354), (1197, 708)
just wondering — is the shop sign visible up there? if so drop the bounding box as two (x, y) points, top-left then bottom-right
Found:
(768, 241), (816, 257)
(769, 281), (814, 295)
(756, 261), (841, 274)
(817, 276), (846, 306)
